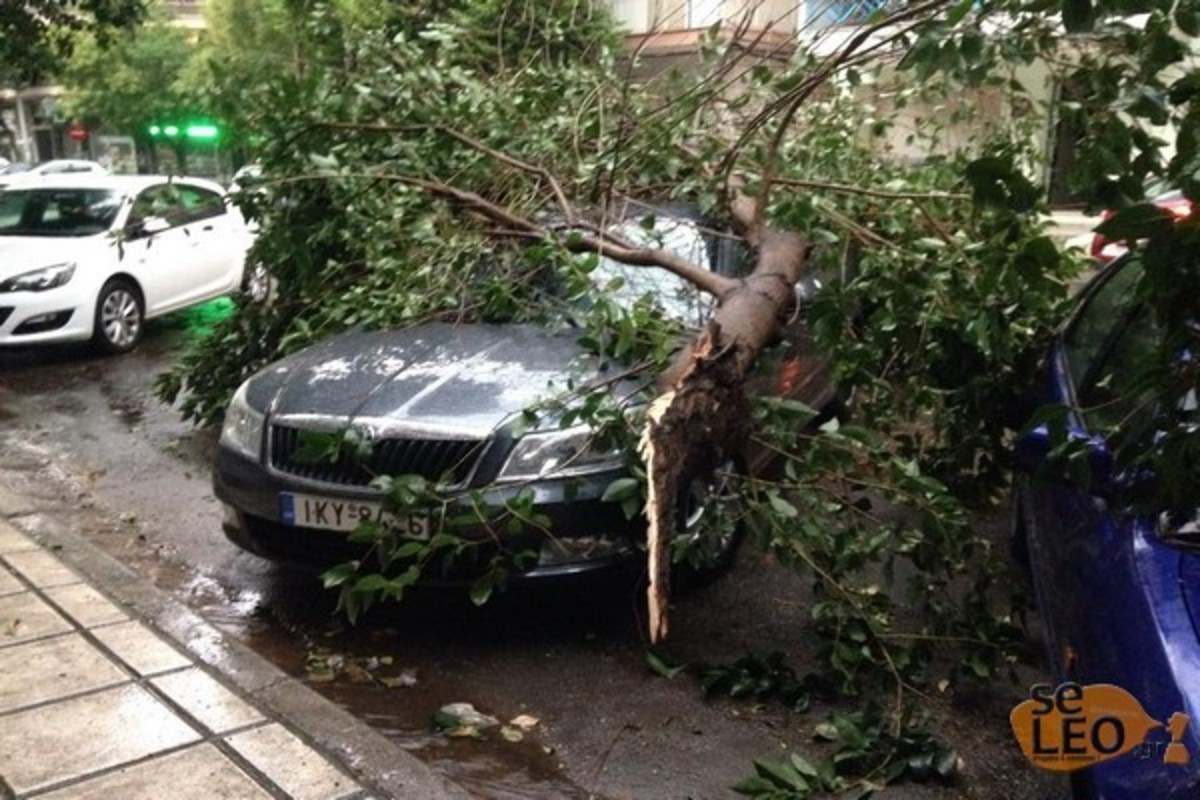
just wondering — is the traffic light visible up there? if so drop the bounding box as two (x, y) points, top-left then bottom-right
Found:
(146, 121), (221, 142)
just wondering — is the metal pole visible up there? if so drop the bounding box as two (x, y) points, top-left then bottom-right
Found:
(13, 92), (31, 162)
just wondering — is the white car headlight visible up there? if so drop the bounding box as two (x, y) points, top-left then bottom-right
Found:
(497, 424), (624, 481)
(219, 382), (265, 460)
(0, 263), (75, 292)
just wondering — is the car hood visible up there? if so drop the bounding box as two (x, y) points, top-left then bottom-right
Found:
(0, 235), (100, 279)
(249, 323), (623, 436)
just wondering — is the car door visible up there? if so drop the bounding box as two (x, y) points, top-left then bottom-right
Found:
(120, 184), (196, 316)
(1021, 257), (1157, 679)
(174, 183), (244, 299)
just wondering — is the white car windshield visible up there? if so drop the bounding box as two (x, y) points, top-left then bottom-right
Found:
(0, 188), (123, 237)
(588, 216), (716, 325)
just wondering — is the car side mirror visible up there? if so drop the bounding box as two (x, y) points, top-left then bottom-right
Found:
(1014, 423), (1117, 497)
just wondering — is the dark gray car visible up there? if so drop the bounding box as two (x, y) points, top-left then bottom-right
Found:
(213, 216), (838, 581)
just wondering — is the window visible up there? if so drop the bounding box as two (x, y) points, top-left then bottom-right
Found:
(588, 216), (716, 324)
(1077, 308), (1160, 433)
(1064, 259), (1143, 390)
(0, 189), (122, 237)
(804, 0), (898, 31)
(176, 185), (226, 222)
(129, 185), (186, 229)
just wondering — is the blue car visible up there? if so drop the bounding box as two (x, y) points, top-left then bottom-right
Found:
(1014, 253), (1200, 798)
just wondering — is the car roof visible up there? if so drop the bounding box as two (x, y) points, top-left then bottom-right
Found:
(3, 174), (228, 194)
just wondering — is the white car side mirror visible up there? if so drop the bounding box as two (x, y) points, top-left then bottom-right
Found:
(141, 216), (171, 235)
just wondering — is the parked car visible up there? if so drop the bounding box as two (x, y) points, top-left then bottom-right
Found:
(0, 159), (107, 188)
(1013, 252), (1200, 798)
(1090, 189), (1192, 263)
(214, 214), (840, 582)
(0, 175), (253, 353)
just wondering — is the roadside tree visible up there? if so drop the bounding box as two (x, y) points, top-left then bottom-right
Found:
(157, 0), (1199, 793)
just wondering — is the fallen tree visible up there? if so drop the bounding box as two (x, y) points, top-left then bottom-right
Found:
(155, 0), (1200, 790)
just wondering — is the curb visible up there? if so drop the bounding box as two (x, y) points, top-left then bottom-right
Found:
(1, 489), (471, 800)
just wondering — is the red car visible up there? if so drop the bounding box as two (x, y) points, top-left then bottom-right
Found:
(1091, 189), (1192, 263)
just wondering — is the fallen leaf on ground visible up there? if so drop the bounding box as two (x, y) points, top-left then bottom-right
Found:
(500, 726), (524, 743)
(509, 714), (540, 731)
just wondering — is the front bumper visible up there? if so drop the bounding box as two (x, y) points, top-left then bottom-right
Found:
(0, 287), (92, 346)
(213, 446), (643, 582)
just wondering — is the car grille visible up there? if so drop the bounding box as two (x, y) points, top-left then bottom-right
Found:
(268, 424), (485, 488)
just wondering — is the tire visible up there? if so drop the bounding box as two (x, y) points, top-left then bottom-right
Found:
(670, 461), (745, 592)
(241, 263), (274, 305)
(92, 278), (144, 355)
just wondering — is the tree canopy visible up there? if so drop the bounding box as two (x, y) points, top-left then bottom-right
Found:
(0, 0), (146, 86)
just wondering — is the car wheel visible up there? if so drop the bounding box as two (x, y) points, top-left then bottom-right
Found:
(671, 461), (745, 591)
(92, 279), (143, 354)
(242, 263), (274, 304)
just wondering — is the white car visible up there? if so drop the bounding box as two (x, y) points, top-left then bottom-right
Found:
(0, 175), (253, 353)
(0, 159), (108, 188)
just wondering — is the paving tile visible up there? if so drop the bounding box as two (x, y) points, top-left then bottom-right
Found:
(37, 743), (273, 800)
(92, 620), (191, 676)
(0, 518), (37, 553)
(44, 582), (128, 627)
(0, 633), (127, 714)
(152, 668), (264, 733)
(0, 566), (22, 596)
(4, 549), (80, 588)
(0, 487), (35, 517)
(0, 684), (201, 794)
(0, 590), (72, 648)
(226, 723), (360, 800)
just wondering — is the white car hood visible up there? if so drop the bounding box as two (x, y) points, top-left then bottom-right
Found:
(0, 235), (106, 281)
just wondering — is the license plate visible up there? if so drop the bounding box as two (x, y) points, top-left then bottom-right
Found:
(279, 492), (429, 539)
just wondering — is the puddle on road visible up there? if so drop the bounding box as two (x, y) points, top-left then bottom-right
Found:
(136, 553), (601, 798)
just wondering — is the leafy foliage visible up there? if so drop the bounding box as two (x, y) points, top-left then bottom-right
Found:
(145, 0), (1199, 795)
(62, 9), (199, 149)
(0, 0), (146, 85)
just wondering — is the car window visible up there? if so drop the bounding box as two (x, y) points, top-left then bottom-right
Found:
(1078, 307), (1160, 431)
(176, 185), (226, 222)
(128, 185), (186, 229)
(1064, 259), (1143, 389)
(589, 217), (716, 325)
(0, 188), (122, 237)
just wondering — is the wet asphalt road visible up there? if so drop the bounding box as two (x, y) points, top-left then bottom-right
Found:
(0, 302), (1066, 800)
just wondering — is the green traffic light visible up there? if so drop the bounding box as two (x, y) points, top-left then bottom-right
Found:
(185, 124), (219, 141)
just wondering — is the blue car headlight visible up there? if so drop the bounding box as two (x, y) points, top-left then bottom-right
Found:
(219, 382), (265, 461)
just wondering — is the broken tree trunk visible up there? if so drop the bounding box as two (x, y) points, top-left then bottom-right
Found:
(642, 197), (810, 642)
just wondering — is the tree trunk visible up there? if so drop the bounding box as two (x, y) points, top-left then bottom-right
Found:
(642, 199), (811, 642)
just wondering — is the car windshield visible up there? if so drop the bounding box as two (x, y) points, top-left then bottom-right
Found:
(588, 216), (716, 324)
(0, 188), (123, 237)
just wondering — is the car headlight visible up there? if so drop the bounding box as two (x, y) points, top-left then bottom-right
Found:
(496, 424), (625, 482)
(0, 263), (75, 292)
(219, 382), (265, 461)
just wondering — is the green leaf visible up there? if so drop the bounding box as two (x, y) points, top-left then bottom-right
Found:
(768, 492), (799, 519)
(601, 476), (639, 503)
(645, 649), (687, 679)
(469, 573), (495, 606)
(320, 561), (360, 588)
(1094, 203), (1177, 240)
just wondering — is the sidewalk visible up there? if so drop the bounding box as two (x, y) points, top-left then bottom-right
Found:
(0, 486), (467, 800)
